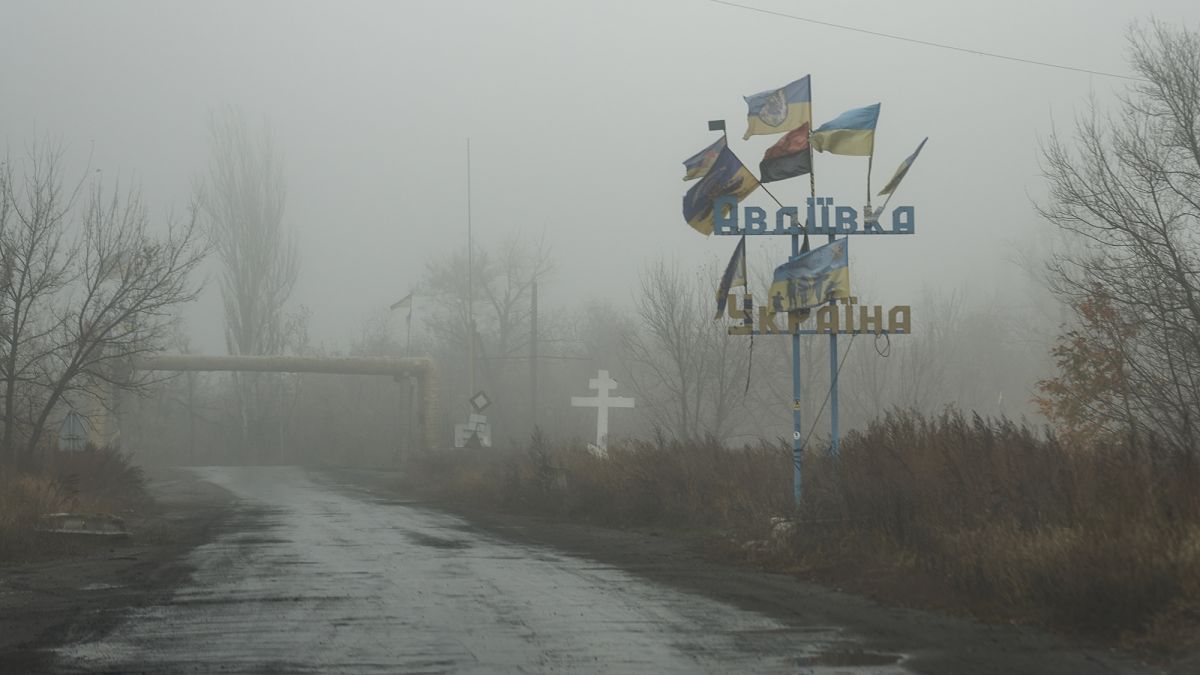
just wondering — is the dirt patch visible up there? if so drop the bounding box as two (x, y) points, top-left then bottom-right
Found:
(0, 467), (233, 672)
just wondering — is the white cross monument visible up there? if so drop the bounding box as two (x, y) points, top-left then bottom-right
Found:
(571, 369), (634, 454)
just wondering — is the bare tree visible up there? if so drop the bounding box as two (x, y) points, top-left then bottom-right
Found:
(423, 232), (553, 359)
(197, 108), (298, 455)
(622, 259), (749, 442)
(0, 144), (207, 468)
(26, 183), (206, 460)
(1038, 21), (1200, 451)
(0, 145), (77, 463)
(421, 232), (554, 440)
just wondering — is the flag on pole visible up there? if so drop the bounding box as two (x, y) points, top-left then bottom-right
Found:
(768, 238), (850, 312)
(878, 137), (928, 196)
(759, 122), (812, 183)
(682, 146), (759, 235)
(714, 236), (747, 319)
(743, 76), (811, 140)
(811, 103), (880, 156)
(683, 136), (728, 181)
(390, 292), (413, 311)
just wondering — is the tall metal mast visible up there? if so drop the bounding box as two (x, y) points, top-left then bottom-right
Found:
(467, 139), (476, 399)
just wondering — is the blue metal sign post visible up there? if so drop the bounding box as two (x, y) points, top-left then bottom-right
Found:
(790, 232), (804, 505)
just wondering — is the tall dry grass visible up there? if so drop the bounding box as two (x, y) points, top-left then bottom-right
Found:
(402, 410), (1200, 644)
(406, 429), (791, 533)
(803, 411), (1200, 642)
(0, 472), (73, 560)
(0, 446), (148, 562)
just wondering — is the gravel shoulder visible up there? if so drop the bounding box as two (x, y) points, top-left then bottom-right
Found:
(0, 468), (233, 672)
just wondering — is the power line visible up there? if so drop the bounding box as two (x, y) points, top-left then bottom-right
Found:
(796, 332), (856, 466)
(709, 0), (1145, 82)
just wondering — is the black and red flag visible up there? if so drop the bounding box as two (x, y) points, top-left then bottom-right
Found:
(759, 122), (812, 183)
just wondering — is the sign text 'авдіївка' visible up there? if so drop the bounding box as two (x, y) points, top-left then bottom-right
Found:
(711, 196), (915, 236)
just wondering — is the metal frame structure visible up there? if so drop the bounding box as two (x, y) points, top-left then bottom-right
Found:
(134, 355), (438, 450)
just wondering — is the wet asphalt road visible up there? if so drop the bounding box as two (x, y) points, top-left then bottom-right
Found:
(55, 466), (907, 674)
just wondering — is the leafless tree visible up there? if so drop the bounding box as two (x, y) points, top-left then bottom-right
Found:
(421, 232), (554, 440)
(423, 232), (553, 358)
(622, 259), (749, 442)
(1038, 21), (1200, 451)
(0, 144), (207, 468)
(0, 145), (77, 463)
(197, 108), (298, 455)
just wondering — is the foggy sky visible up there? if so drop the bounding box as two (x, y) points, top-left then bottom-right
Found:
(3, 0), (1198, 353)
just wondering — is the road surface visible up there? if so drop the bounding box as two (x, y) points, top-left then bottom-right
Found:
(53, 466), (905, 674)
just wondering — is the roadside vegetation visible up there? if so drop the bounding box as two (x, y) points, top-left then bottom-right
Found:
(401, 412), (1200, 650)
(0, 447), (147, 562)
(0, 136), (204, 563)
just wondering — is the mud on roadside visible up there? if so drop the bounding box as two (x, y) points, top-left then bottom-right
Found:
(0, 468), (234, 672)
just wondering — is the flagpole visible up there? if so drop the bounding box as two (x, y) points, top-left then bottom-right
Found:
(722, 126), (804, 506)
(866, 154), (874, 207)
(406, 296), (414, 357)
(806, 84), (840, 471)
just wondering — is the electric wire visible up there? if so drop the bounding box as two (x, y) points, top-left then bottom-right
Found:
(874, 331), (891, 358)
(794, 331), (857, 467)
(709, 0), (1145, 82)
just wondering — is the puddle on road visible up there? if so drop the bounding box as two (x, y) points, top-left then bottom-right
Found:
(372, 497), (427, 506)
(230, 535), (291, 546)
(403, 530), (472, 550)
(80, 582), (123, 591)
(800, 647), (904, 668)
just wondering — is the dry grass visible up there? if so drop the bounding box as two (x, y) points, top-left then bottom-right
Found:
(800, 411), (1200, 644)
(402, 411), (1200, 648)
(406, 429), (790, 533)
(0, 447), (148, 562)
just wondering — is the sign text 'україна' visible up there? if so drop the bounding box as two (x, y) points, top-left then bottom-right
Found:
(719, 294), (911, 335)
(711, 196), (915, 236)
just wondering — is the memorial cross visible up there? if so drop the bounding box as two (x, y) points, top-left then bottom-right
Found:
(570, 369), (634, 451)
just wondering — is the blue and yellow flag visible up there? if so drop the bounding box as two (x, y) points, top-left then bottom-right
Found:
(743, 76), (811, 140)
(683, 136), (727, 181)
(768, 238), (850, 312)
(878, 137), (928, 195)
(683, 146), (759, 235)
(811, 103), (880, 156)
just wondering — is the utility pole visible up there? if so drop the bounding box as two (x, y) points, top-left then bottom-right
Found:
(467, 139), (476, 402)
(529, 279), (538, 437)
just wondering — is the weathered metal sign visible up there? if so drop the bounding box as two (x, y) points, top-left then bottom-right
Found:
(722, 296), (910, 335)
(58, 410), (87, 451)
(711, 196), (915, 236)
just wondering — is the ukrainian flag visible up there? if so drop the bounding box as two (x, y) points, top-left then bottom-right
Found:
(683, 136), (727, 181)
(743, 76), (811, 140)
(811, 103), (880, 156)
(879, 137), (928, 195)
(682, 146), (759, 235)
(768, 238), (850, 312)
